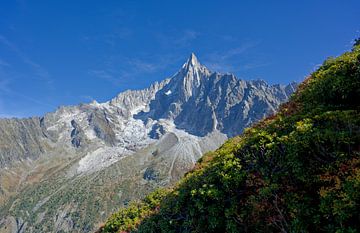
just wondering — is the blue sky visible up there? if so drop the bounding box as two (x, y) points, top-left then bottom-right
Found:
(0, 0), (359, 117)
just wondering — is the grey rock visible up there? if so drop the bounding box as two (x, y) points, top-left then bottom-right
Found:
(137, 54), (295, 137)
(70, 120), (84, 148)
(143, 167), (159, 181)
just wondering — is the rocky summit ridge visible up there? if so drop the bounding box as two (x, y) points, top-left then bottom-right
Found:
(0, 53), (296, 232)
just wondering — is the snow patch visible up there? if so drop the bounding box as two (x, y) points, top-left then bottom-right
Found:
(84, 129), (97, 140)
(130, 104), (147, 115)
(77, 147), (131, 174)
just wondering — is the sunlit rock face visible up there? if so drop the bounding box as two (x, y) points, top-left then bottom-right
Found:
(0, 53), (296, 233)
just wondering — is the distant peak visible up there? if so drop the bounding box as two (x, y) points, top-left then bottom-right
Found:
(173, 53), (211, 85)
(188, 52), (198, 65)
(182, 52), (201, 69)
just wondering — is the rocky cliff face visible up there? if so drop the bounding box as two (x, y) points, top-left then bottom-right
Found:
(137, 54), (296, 137)
(0, 54), (296, 232)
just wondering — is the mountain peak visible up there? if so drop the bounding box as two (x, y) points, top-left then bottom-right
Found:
(178, 52), (211, 79)
(182, 52), (201, 69)
(188, 52), (199, 65)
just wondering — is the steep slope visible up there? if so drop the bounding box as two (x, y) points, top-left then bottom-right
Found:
(0, 54), (295, 232)
(100, 44), (360, 233)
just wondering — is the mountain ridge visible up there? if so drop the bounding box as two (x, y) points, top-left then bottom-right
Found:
(0, 53), (296, 232)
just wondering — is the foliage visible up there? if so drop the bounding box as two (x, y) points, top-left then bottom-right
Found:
(101, 43), (360, 233)
(354, 38), (360, 47)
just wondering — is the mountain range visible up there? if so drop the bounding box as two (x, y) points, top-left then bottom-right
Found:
(99, 42), (360, 233)
(0, 53), (296, 232)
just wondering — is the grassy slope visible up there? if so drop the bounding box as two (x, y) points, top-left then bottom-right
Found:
(100, 43), (360, 233)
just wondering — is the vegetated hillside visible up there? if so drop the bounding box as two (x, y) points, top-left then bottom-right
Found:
(100, 42), (360, 233)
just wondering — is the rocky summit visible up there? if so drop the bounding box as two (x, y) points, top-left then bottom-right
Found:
(0, 53), (295, 232)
